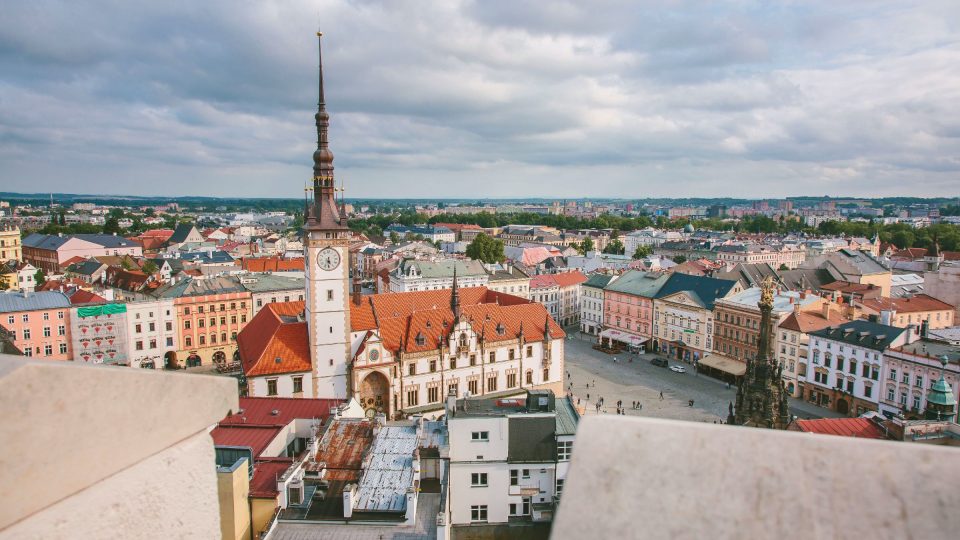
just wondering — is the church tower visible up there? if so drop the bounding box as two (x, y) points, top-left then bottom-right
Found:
(304, 32), (351, 399)
(729, 276), (791, 429)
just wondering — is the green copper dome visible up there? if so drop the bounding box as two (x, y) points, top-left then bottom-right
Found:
(926, 375), (956, 407)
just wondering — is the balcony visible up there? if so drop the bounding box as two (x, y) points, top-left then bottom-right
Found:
(508, 482), (540, 496)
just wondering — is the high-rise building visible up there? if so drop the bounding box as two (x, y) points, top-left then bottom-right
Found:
(729, 276), (791, 429)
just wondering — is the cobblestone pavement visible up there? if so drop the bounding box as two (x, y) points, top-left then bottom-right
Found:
(561, 332), (842, 423)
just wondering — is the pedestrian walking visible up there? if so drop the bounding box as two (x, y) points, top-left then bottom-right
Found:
(639, 403), (643, 411)
(587, 393), (590, 401)
(659, 391), (664, 400)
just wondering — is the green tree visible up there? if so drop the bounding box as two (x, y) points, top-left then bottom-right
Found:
(891, 230), (915, 249)
(578, 238), (595, 255)
(466, 233), (505, 263)
(673, 255), (687, 264)
(389, 231), (400, 245)
(141, 260), (158, 274)
(603, 239), (625, 255)
(103, 217), (121, 235)
(34, 268), (46, 287)
(632, 245), (652, 259)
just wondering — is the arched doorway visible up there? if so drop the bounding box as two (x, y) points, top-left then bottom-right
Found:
(186, 353), (202, 368)
(212, 351), (227, 368)
(359, 371), (390, 418)
(164, 351), (179, 370)
(836, 398), (849, 415)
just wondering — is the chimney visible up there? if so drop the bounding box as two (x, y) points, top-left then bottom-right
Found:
(821, 302), (832, 320)
(920, 319), (929, 338)
(879, 309), (894, 326)
(904, 324), (917, 345)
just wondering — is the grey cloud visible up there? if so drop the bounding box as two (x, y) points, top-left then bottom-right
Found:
(0, 0), (958, 198)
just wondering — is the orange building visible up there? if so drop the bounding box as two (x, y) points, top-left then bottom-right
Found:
(157, 276), (253, 367)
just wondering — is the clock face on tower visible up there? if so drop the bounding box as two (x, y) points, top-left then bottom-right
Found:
(317, 247), (341, 271)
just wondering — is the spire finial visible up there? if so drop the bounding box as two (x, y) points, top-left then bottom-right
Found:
(316, 31), (325, 107)
(451, 266), (461, 320)
(307, 31), (346, 230)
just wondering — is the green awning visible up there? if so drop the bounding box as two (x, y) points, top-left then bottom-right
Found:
(76, 303), (128, 318)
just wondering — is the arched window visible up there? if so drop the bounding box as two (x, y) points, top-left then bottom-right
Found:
(459, 332), (468, 347)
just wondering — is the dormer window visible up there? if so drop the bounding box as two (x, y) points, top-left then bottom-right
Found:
(415, 332), (426, 346)
(496, 323), (505, 335)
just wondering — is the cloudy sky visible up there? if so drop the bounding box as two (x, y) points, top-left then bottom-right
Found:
(1, 0), (959, 199)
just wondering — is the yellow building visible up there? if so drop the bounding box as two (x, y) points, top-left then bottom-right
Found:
(0, 224), (22, 262)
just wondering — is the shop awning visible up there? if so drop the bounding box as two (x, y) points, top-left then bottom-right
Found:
(599, 329), (648, 347)
(698, 354), (746, 377)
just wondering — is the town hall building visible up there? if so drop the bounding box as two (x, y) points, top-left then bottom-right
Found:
(238, 34), (565, 418)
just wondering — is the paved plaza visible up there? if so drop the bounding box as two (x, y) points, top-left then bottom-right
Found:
(561, 332), (841, 423)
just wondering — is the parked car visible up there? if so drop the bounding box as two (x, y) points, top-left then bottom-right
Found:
(669, 365), (686, 374)
(651, 358), (668, 367)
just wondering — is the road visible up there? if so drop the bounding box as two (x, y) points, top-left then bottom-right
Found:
(561, 332), (842, 423)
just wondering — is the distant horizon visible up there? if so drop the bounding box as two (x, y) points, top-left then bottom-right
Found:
(1, 190), (957, 204)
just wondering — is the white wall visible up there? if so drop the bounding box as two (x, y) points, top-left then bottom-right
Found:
(249, 372), (312, 399)
(1, 431), (222, 540)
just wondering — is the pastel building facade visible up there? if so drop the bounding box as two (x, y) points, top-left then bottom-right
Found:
(0, 291), (73, 360)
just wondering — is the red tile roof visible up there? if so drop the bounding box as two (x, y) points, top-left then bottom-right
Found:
(68, 289), (107, 305)
(530, 271), (587, 290)
(241, 257), (305, 272)
(239, 286), (563, 370)
(858, 294), (954, 314)
(238, 301), (312, 377)
(779, 310), (848, 333)
(792, 418), (887, 439)
(220, 397), (343, 427)
(210, 425), (282, 457)
(891, 247), (960, 261)
(351, 286), (562, 354)
(137, 237), (168, 251)
(140, 229), (175, 238)
(249, 459), (293, 498)
(820, 280), (879, 293)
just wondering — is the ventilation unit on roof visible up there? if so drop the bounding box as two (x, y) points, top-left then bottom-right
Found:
(271, 409), (280, 416)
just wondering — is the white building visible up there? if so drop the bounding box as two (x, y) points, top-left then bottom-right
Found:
(445, 390), (578, 528)
(530, 271), (587, 327)
(125, 298), (179, 369)
(580, 274), (616, 336)
(881, 338), (960, 419)
(388, 259), (488, 293)
(622, 228), (685, 255)
(806, 320), (908, 416)
(240, 274), (306, 315)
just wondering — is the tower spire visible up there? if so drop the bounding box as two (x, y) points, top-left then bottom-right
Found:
(451, 266), (461, 321)
(307, 31), (346, 230)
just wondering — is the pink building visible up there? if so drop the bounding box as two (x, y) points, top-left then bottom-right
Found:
(601, 270), (669, 350)
(0, 291), (74, 359)
(22, 233), (143, 272)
